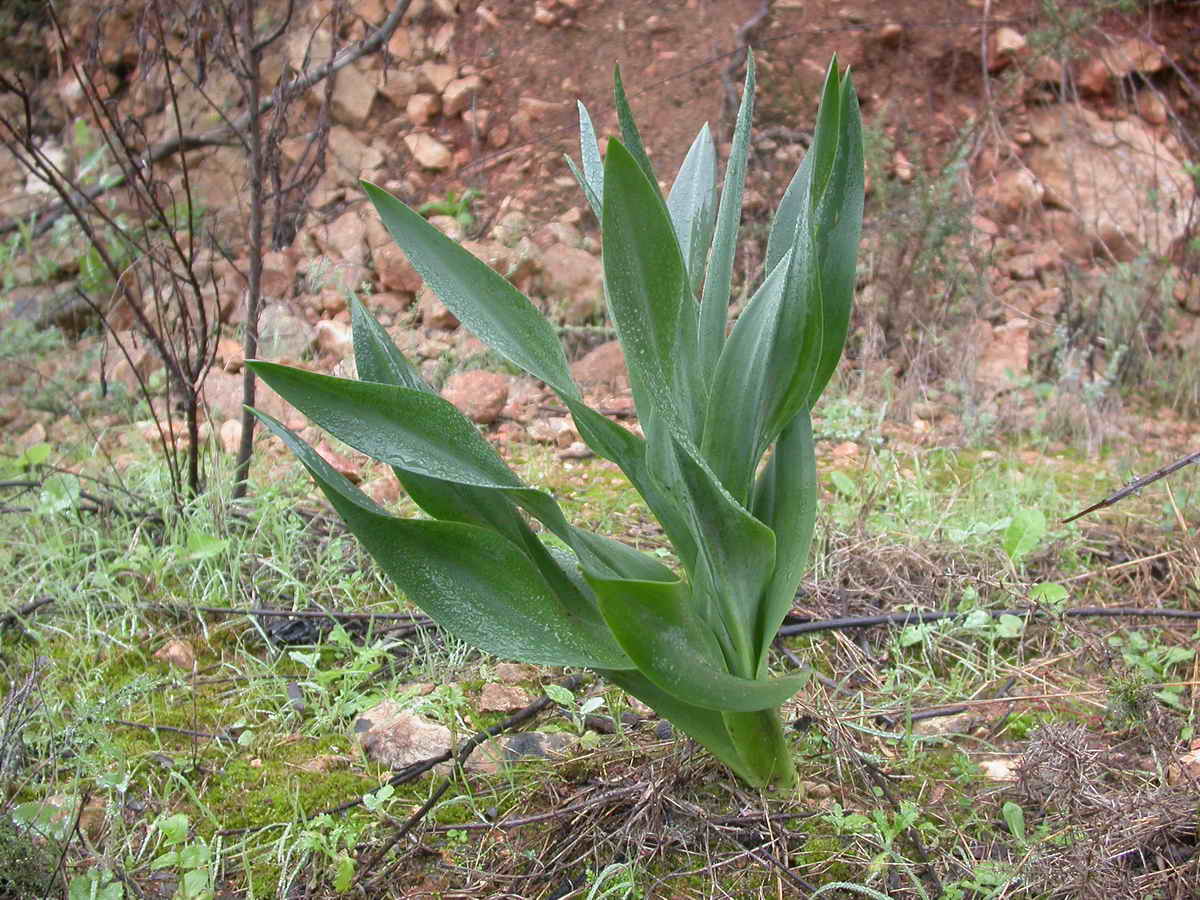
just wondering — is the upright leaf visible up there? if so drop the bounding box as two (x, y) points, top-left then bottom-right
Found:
(586, 571), (806, 712)
(613, 66), (658, 189)
(566, 101), (603, 219)
(750, 410), (817, 674)
(667, 124), (717, 296)
(698, 54), (755, 385)
(602, 140), (700, 435)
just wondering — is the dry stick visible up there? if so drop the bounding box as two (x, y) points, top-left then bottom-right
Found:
(778, 605), (1200, 638)
(111, 719), (238, 744)
(359, 674), (585, 886)
(1063, 448), (1200, 523)
(192, 605), (431, 624)
(420, 784), (645, 834)
(0, 596), (55, 631)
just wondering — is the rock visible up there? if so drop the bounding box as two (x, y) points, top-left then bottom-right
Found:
(494, 662), (536, 684)
(539, 245), (603, 324)
(1076, 57), (1112, 95)
(257, 302), (314, 360)
(325, 126), (385, 183)
(154, 639), (196, 672)
(377, 68), (419, 107)
(417, 286), (460, 329)
(316, 443), (362, 483)
(404, 132), (453, 170)
(970, 317), (1030, 387)
(372, 239), (424, 295)
(987, 27), (1026, 72)
(406, 93), (441, 125)
(313, 320), (353, 359)
(478, 683), (531, 713)
(1135, 90), (1168, 126)
(322, 209), (369, 267)
(471, 732), (575, 775)
(1027, 55), (1063, 85)
(441, 370), (510, 424)
(1106, 37), (1165, 77)
(219, 419), (242, 455)
(1026, 104), (1195, 259)
(570, 341), (628, 393)
(332, 63), (377, 128)
(362, 476), (401, 507)
(353, 702), (457, 774)
(365, 291), (414, 321)
(979, 168), (1044, 224)
(261, 250), (298, 299)
(202, 370), (294, 424)
(418, 61), (457, 94)
(462, 107), (492, 137)
(442, 75), (483, 117)
(557, 441), (593, 460)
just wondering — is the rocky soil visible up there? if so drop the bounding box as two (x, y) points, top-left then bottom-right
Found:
(2, 0), (1200, 470)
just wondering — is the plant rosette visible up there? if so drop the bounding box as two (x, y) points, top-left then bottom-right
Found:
(248, 54), (863, 789)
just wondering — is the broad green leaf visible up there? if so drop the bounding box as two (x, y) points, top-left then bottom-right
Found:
(602, 139), (701, 435)
(723, 704), (805, 788)
(664, 430), (776, 677)
(995, 614), (1026, 639)
(587, 572), (806, 712)
(613, 66), (658, 189)
(701, 249), (794, 501)
(348, 295), (588, 605)
(750, 410), (817, 674)
(1002, 801), (1026, 844)
(251, 410), (632, 669)
(698, 54), (755, 383)
(1002, 507), (1046, 564)
(362, 182), (578, 400)
(603, 668), (761, 784)
(667, 123), (717, 295)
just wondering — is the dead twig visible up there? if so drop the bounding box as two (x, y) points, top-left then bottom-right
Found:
(1063, 448), (1200, 523)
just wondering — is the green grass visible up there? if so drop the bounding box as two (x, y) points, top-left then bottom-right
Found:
(2, 385), (1199, 897)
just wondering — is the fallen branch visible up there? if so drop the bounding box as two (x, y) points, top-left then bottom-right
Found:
(1063, 448), (1200, 523)
(778, 605), (1200, 637)
(358, 674), (586, 886)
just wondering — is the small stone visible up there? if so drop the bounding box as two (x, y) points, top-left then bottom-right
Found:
(219, 419), (242, 455)
(570, 341), (628, 393)
(313, 320), (353, 359)
(442, 75), (483, 117)
(533, 5), (557, 25)
(418, 61), (457, 94)
(216, 337), (244, 373)
(404, 132), (453, 170)
(353, 701), (455, 774)
(154, 639), (196, 672)
(478, 683), (531, 713)
(462, 107), (492, 137)
(406, 92), (441, 126)
(494, 662), (536, 684)
(986, 27), (1026, 72)
(557, 441), (593, 460)
(1136, 90), (1168, 126)
(892, 150), (914, 183)
(418, 286), (460, 329)
(16, 421), (47, 450)
(441, 370), (510, 424)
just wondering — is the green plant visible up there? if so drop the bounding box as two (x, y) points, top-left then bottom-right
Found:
(150, 813), (214, 900)
(247, 55), (863, 789)
(544, 683), (606, 736)
(418, 188), (482, 232)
